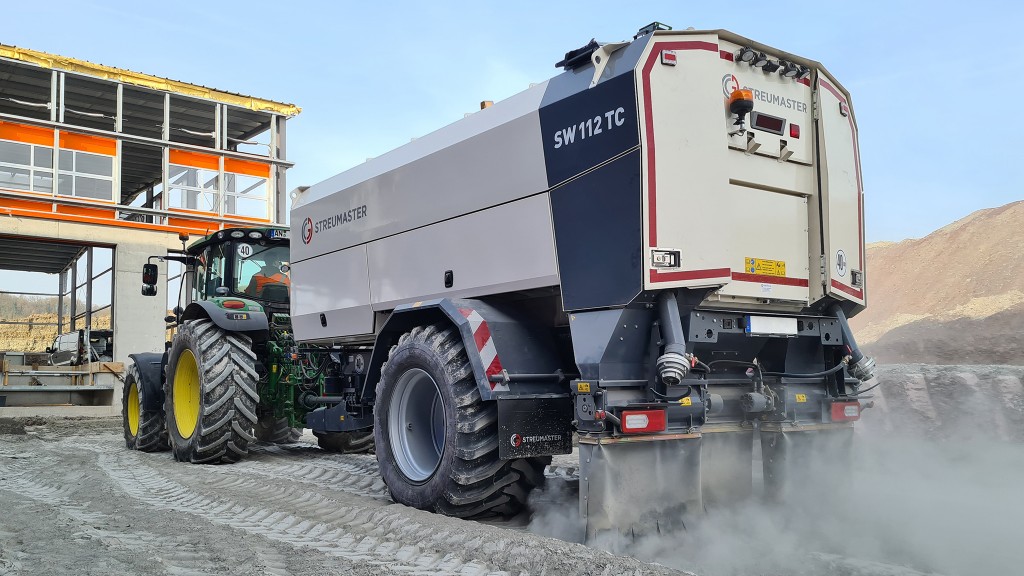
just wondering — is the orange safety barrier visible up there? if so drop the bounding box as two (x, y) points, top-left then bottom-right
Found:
(0, 121), (53, 146)
(59, 132), (116, 156)
(224, 157), (271, 178)
(169, 149), (219, 170)
(56, 203), (115, 219)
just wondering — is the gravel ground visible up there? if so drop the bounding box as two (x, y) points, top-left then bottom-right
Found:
(1, 364), (1021, 576)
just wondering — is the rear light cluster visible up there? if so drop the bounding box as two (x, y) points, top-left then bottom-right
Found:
(830, 401), (861, 422)
(620, 409), (667, 434)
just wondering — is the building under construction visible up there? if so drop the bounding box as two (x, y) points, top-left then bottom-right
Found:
(0, 44), (299, 413)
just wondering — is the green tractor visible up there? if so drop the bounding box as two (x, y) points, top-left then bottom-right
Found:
(121, 227), (372, 463)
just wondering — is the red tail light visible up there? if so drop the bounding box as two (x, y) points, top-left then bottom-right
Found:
(620, 409), (667, 434)
(222, 300), (246, 309)
(830, 401), (860, 422)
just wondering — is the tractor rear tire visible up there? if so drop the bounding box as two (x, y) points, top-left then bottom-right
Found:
(374, 323), (549, 519)
(254, 416), (303, 444)
(122, 360), (168, 452)
(164, 319), (259, 464)
(314, 430), (374, 454)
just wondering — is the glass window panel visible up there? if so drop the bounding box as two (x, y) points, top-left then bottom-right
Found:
(34, 147), (53, 168)
(74, 176), (113, 200)
(0, 140), (31, 166)
(33, 171), (53, 193)
(226, 196), (267, 219)
(225, 173), (267, 198)
(169, 187), (184, 208)
(199, 169), (218, 190)
(75, 152), (113, 177)
(196, 191), (218, 212)
(58, 173), (73, 195)
(0, 166), (31, 190)
(169, 164), (198, 187)
(59, 150), (73, 171)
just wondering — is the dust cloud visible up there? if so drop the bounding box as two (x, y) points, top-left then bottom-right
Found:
(528, 371), (1024, 576)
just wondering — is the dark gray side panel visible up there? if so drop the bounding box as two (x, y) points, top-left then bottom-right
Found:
(549, 149), (643, 311)
(539, 68), (641, 188)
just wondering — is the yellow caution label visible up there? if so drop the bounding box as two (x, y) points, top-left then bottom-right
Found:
(679, 397), (692, 406)
(795, 393), (807, 403)
(746, 257), (787, 277)
(577, 382), (591, 393)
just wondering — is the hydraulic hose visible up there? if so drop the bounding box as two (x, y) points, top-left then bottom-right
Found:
(762, 360), (849, 379)
(829, 303), (876, 382)
(656, 291), (690, 385)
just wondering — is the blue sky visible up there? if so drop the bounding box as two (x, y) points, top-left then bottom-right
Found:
(4, 1), (1023, 243)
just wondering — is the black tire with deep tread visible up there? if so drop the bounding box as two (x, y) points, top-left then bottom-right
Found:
(374, 323), (550, 519)
(314, 430), (374, 454)
(164, 319), (259, 464)
(254, 415), (303, 444)
(122, 360), (169, 452)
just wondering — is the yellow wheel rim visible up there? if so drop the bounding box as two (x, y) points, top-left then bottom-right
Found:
(127, 381), (140, 436)
(173, 349), (201, 439)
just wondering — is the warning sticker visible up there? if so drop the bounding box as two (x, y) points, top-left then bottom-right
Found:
(678, 397), (692, 406)
(746, 257), (786, 277)
(795, 393), (807, 403)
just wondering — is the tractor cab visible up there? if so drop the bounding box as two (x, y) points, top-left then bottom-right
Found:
(186, 228), (291, 310)
(141, 227), (291, 314)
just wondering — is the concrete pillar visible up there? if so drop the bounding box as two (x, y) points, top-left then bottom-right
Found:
(112, 240), (171, 362)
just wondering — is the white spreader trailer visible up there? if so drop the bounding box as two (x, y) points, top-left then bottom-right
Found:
(290, 22), (875, 531)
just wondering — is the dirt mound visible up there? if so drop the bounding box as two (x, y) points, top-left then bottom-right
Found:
(851, 200), (1024, 364)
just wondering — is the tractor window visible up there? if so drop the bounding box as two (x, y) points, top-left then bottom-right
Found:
(234, 243), (290, 303)
(194, 243), (228, 300)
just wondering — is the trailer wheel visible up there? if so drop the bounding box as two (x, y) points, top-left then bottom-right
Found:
(164, 319), (259, 464)
(374, 323), (549, 519)
(254, 415), (303, 444)
(122, 360), (168, 452)
(314, 430), (374, 454)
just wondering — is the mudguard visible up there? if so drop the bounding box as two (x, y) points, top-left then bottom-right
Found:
(128, 352), (164, 412)
(180, 300), (269, 333)
(363, 298), (566, 404)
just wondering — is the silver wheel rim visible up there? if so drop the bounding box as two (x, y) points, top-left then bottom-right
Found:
(388, 368), (446, 482)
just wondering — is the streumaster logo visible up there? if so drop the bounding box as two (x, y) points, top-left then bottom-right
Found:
(301, 205), (368, 244)
(722, 74), (740, 97)
(301, 217), (313, 244)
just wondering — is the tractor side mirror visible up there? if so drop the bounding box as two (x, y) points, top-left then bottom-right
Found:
(164, 315), (177, 323)
(142, 263), (159, 296)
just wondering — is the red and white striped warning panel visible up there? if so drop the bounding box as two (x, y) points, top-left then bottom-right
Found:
(459, 307), (507, 391)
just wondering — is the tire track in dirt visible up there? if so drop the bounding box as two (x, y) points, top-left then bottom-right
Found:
(97, 449), (494, 576)
(0, 456), (224, 575)
(2, 440), (296, 576)
(98, 446), (677, 576)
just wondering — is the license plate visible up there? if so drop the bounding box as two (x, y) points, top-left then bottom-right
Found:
(746, 315), (798, 336)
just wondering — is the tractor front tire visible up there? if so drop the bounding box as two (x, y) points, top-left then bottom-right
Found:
(122, 360), (168, 452)
(374, 323), (549, 519)
(254, 415), (303, 444)
(314, 430), (374, 454)
(164, 319), (259, 464)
